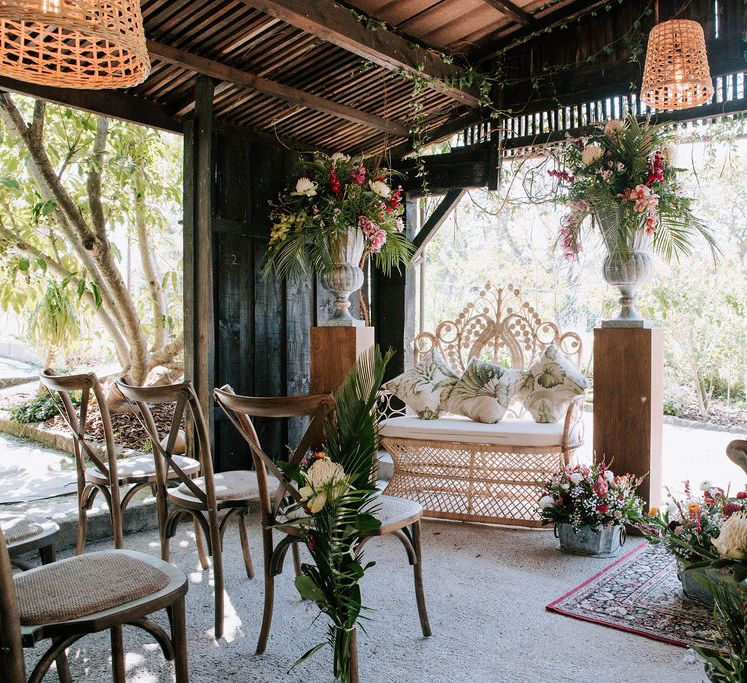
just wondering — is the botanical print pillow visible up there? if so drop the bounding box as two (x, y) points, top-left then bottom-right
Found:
(447, 359), (522, 423)
(517, 344), (589, 423)
(384, 351), (458, 420)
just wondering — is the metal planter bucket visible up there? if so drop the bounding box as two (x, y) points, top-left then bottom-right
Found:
(555, 522), (626, 557)
(677, 561), (715, 606)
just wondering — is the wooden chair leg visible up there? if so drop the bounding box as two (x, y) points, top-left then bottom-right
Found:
(55, 650), (73, 683)
(256, 530), (275, 654)
(39, 543), (56, 565)
(110, 487), (125, 551)
(238, 511), (256, 579)
(291, 542), (301, 577)
(168, 597), (189, 683)
(193, 517), (209, 571)
(156, 485), (170, 562)
(349, 627), (360, 683)
(209, 522), (225, 640)
(411, 520), (431, 637)
(76, 494), (88, 556)
(110, 625), (126, 683)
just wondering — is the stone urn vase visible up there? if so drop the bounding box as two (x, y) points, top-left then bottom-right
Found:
(555, 522), (626, 557)
(319, 226), (365, 327)
(596, 207), (654, 327)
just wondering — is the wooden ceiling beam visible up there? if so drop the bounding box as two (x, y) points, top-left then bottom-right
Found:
(148, 41), (409, 136)
(481, 0), (534, 26)
(0, 76), (181, 133)
(240, 0), (481, 108)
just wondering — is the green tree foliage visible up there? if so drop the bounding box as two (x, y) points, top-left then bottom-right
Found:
(0, 94), (183, 386)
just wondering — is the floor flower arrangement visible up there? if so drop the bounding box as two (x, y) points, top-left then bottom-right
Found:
(280, 346), (391, 682)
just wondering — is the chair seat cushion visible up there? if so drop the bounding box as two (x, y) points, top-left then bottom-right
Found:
(176, 470), (261, 501)
(15, 551), (170, 625)
(90, 454), (199, 480)
(379, 415), (565, 448)
(0, 514), (43, 544)
(368, 494), (421, 529)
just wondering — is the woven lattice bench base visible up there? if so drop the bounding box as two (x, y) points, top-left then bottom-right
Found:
(381, 437), (573, 528)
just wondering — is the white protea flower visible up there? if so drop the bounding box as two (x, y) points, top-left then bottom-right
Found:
(299, 457), (349, 513)
(712, 511), (747, 560)
(539, 495), (555, 509)
(604, 470), (615, 483)
(369, 179), (391, 197)
(330, 152), (350, 163)
(603, 119), (626, 137)
(699, 480), (713, 492)
(580, 144), (604, 167)
(570, 472), (584, 484)
(293, 177), (318, 197)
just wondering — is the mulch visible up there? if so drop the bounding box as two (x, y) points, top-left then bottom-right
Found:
(44, 402), (179, 451)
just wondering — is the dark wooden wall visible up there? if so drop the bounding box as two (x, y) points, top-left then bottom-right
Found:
(184, 76), (337, 471)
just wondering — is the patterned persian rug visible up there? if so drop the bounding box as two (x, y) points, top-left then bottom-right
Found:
(547, 542), (716, 648)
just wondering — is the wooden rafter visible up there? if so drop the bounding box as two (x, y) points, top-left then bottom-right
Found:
(240, 0), (481, 108)
(148, 41), (409, 136)
(482, 0), (534, 26)
(0, 76), (180, 133)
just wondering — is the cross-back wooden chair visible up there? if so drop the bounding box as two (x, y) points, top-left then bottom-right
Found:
(0, 525), (189, 683)
(115, 379), (257, 640)
(0, 514), (59, 571)
(39, 370), (200, 555)
(214, 385), (432, 658)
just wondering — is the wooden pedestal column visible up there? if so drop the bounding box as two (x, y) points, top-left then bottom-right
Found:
(310, 327), (375, 394)
(593, 327), (664, 507)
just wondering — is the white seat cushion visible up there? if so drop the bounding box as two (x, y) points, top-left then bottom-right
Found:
(379, 415), (564, 448)
(177, 470), (261, 501)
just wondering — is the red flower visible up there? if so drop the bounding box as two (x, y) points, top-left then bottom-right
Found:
(737, 491), (747, 500)
(723, 502), (743, 518)
(596, 504), (609, 513)
(351, 166), (366, 185)
(329, 167), (342, 195)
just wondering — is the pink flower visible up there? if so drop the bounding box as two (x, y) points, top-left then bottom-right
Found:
(368, 228), (387, 253)
(351, 166), (366, 185)
(395, 217), (404, 232)
(358, 215), (379, 236)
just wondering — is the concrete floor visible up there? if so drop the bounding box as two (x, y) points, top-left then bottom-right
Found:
(24, 517), (702, 683)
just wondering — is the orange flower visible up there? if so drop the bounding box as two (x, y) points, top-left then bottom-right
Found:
(648, 507), (660, 517)
(688, 503), (701, 516)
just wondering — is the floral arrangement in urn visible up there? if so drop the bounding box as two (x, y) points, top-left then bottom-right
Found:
(540, 462), (643, 556)
(264, 153), (413, 326)
(550, 115), (717, 322)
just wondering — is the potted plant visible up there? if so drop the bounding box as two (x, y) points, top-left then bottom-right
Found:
(263, 153), (413, 327)
(539, 462), (643, 557)
(551, 115), (717, 324)
(643, 482), (747, 605)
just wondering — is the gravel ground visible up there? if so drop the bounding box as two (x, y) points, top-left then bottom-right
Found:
(22, 517), (703, 683)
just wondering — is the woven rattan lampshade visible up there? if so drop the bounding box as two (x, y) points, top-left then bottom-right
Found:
(640, 19), (713, 110)
(0, 0), (150, 89)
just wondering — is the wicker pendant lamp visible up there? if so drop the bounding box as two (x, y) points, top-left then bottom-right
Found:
(640, 19), (714, 110)
(0, 0), (150, 89)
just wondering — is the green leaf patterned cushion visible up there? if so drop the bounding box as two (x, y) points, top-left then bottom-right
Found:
(384, 351), (459, 420)
(516, 344), (589, 423)
(446, 359), (522, 424)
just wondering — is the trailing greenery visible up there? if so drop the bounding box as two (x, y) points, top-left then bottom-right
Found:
(9, 392), (79, 423)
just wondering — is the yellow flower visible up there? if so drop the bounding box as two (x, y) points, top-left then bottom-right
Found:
(269, 222), (290, 245)
(688, 503), (701, 516)
(647, 507), (659, 517)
